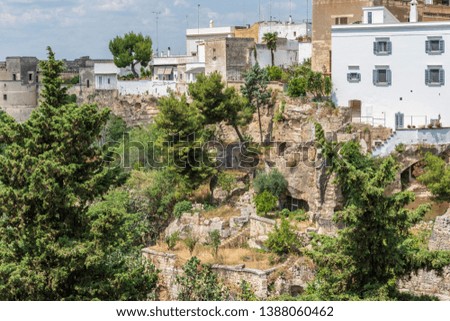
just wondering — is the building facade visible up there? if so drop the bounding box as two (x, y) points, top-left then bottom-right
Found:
(0, 57), (39, 121)
(312, 0), (450, 74)
(332, 6), (450, 129)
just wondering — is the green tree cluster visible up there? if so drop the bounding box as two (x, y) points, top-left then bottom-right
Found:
(265, 218), (300, 255)
(254, 169), (288, 197)
(287, 67), (332, 100)
(0, 47), (157, 300)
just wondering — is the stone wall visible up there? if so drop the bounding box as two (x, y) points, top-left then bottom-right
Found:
(429, 208), (450, 251)
(248, 216), (276, 249)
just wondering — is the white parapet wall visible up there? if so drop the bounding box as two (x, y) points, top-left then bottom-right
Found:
(117, 80), (176, 97)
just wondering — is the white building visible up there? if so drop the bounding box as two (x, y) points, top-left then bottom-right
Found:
(258, 19), (311, 43)
(332, 5), (450, 129)
(94, 63), (119, 90)
(186, 25), (235, 57)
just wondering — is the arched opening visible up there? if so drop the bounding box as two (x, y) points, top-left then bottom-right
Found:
(290, 285), (304, 297)
(286, 196), (309, 212)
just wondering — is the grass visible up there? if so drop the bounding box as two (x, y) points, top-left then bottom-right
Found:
(405, 197), (449, 221)
(149, 242), (274, 270)
(201, 205), (241, 220)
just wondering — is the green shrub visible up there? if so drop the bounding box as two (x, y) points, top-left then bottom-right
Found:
(395, 143), (406, 153)
(183, 232), (199, 256)
(266, 66), (283, 81)
(165, 232), (180, 250)
(217, 172), (236, 198)
(254, 169), (288, 197)
(265, 218), (300, 255)
(274, 112), (283, 122)
(238, 280), (257, 301)
(173, 200), (193, 219)
(287, 77), (307, 97)
(205, 230), (221, 258)
(280, 208), (291, 218)
(254, 190), (278, 216)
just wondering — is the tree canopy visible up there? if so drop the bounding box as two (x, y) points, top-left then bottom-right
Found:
(109, 32), (153, 77)
(0, 47), (157, 300)
(418, 152), (450, 202)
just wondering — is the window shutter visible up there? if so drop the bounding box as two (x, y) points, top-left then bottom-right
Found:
(425, 69), (430, 85)
(347, 73), (351, 82)
(440, 40), (445, 53)
(387, 69), (392, 85)
(373, 70), (377, 85)
(425, 40), (431, 53)
(440, 69), (445, 85)
(357, 73), (361, 82)
(387, 41), (392, 54)
(373, 42), (378, 54)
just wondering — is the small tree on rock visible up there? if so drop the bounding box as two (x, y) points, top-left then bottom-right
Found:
(109, 32), (153, 77)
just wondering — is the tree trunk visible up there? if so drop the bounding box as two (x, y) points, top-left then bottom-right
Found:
(232, 124), (245, 142)
(257, 103), (263, 143)
(131, 62), (138, 78)
(271, 50), (275, 67)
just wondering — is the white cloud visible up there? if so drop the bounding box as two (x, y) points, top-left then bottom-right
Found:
(97, 0), (135, 12)
(174, 0), (188, 7)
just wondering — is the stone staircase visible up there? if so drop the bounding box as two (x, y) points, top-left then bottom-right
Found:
(220, 226), (250, 249)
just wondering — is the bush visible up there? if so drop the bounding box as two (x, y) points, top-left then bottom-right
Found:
(238, 280), (257, 301)
(173, 200), (193, 219)
(274, 112), (283, 123)
(395, 143), (406, 153)
(287, 77), (307, 97)
(205, 230), (221, 258)
(266, 66), (283, 81)
(183, 232), (199, 256)
(254, 190), (278, 216)
(70, 75), (80, 85)
(165, 232), (180, 250)
(217, 172), (236, 198)
(265, 218), (300, 255)
(176, 257), (229, 300)
(254, 169), (288, 197)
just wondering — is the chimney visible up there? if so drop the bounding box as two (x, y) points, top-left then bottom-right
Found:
(288, 15), (293, 24)
(209, 19), (214, 28)
(167, 47), (171, 57)
(410, 0), (418, 23)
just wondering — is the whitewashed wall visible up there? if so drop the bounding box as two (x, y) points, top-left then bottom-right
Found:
(332, 22), (450, 129)
(252, 48), (298, 68)
(117, 80), (176, 97)
(298, 42), (312, 64)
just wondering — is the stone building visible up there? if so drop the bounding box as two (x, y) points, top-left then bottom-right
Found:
(312, 0), (450, 74)
(0, 57), (39, 121)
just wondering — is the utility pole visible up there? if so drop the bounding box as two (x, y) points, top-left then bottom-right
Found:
(197, 4), (200, 33)
(258, 0), (261, 21)
(152, 11), (161, 56)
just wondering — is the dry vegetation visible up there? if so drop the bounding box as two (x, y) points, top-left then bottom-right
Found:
(201, 205), (241, 220)
(150, 242), (274, 270)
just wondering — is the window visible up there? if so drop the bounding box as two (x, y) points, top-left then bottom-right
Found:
(425, 66), (445, 86)
(3, 94), (6, 100)
(426, 38), (444, 54)
(368, 12), (373, 24)
(293, 31), (297, 37)
(28, 73), (33, 82)
(107, 78), (111, 85)
(373, 38), (392, 55)
(373, 66), (392, 86)
(335, 17), (348, 25)
(12, 74), (17, 81)
(347, 72), (361, 82)
(87, 80), (90, 88)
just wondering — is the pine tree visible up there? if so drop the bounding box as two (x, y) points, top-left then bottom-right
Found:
(0, 47), (157, 300)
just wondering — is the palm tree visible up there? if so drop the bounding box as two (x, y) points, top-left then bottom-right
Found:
(263, 32), (278, 66)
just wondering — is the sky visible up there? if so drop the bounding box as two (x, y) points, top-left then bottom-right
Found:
(0, 0), (311, 61)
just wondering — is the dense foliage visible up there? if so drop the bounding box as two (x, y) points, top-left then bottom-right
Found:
(0, 47), (157, 300)
(262, 32), (278, 66)
(418, 152), (450, 201)
(253, 169), (288, 197)
(303, 124), (450, 300)
(109, 32), (152, 77)
(254, 190), (278, 216)
(176, 257), (229, 301)
(265, 218), (300, 255)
